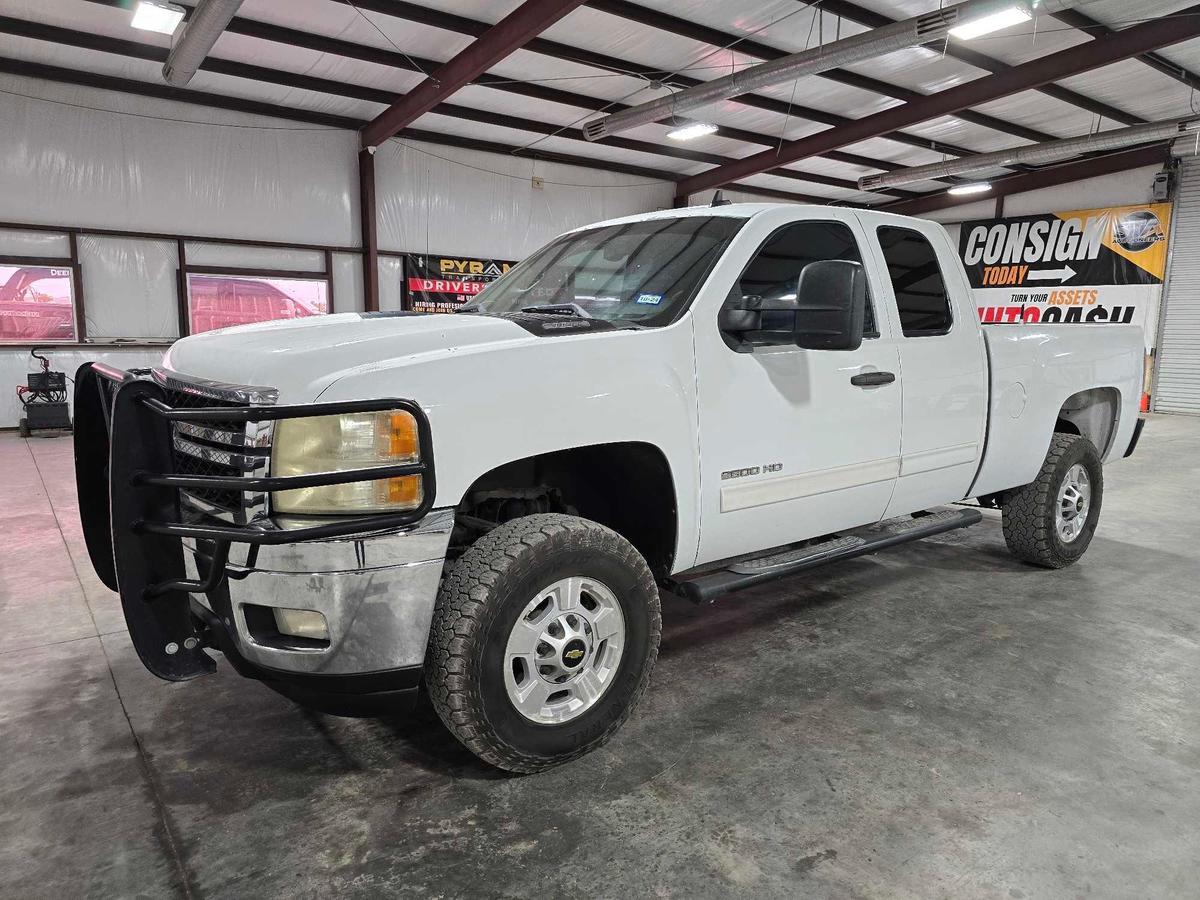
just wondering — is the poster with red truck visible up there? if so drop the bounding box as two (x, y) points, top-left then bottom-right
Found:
(404, 254), (514, 313)
(186, 273), (328, 334)
(957, 203), (1172, 352)
(0, 265), (77, 342)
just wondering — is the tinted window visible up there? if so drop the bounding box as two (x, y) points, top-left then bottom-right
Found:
(474, 216), (744, 328)
(877, 226), (952, 337)
(733, 221), (877, 338)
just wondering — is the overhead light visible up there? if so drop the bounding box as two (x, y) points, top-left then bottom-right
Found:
(948, 182), (993, 196)
(131, 1), (185, 35)
(948, 6), (1032, 41)
(667, 122), (720, 142)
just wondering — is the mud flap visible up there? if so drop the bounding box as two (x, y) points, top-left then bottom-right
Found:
(107, 377), (216, 681)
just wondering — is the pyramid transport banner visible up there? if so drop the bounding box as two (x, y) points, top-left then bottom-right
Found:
(404, 253), (515, 313)
(957, 203), (1172, 351)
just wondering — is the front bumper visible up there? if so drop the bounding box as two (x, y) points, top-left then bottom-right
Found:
(73, 362), (445, 698)
(182, 510), (453, 676)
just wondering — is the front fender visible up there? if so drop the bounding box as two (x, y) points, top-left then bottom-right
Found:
(316, 322), (703, 569)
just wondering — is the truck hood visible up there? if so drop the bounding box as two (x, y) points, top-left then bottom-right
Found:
(161, 312), (539, 401)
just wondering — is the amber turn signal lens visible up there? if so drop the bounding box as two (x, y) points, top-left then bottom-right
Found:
(388, 412), (419, 461)
(387, 474), (423, 506)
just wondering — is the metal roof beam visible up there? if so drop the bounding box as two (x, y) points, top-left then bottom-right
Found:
(674, 8), (1200, 200)
(586, 0), (1056, 144)
(1050, 7), (1200, 93)
(812, 0), (1144, 126)
(334, 0), (1005, 167)
(359, 0), (588, 148)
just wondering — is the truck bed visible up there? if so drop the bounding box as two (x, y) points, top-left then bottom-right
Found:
(970, 324), (1143, 498)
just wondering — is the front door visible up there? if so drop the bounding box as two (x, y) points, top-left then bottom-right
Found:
(693, 209), (903, 567)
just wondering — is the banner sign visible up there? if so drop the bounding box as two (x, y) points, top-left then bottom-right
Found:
(957, 203), (1172, 351)
(404, 254), (515, 313)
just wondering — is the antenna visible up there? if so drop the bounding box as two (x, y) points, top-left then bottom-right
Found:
(710, 190), (731, 207)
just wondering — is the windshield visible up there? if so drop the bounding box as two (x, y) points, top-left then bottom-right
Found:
(469, 215), (745, 327)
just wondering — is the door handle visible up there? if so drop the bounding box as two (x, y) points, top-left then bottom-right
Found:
(850, 371), (896, 387)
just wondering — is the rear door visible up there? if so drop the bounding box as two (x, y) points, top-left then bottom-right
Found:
(860, 216), (988, 517)
(693, 208), (903, 566)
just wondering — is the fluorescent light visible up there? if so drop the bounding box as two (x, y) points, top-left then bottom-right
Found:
(949, 6), (1032, 41)
(948, 182), (993, 196)
(131, 1), (185, 34)
(667, 122), (719, 142)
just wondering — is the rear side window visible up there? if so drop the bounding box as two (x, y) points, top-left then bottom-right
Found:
(734, 220), (878, 338)
(877, 226), (953, 337)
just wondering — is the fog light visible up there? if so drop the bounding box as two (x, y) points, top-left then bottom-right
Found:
(272, 608), (329, 641)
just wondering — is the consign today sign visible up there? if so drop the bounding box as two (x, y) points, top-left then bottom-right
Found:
(956, 203), (1171, 352)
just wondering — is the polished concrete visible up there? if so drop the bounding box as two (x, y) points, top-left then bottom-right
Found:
(1, 416), (1198, 898)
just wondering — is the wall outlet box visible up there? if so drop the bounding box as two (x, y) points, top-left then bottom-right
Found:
(532, 176), (545, 190)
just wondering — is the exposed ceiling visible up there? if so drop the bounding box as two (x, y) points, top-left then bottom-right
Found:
(2, 0), (1199, 211)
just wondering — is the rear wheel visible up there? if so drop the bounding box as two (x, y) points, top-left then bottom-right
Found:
(425, 513), (661, 773)
(17, 418), (30, 438)
(1001, 433), (1103, 568)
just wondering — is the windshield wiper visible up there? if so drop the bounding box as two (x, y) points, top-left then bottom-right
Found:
(520, 302), (593, 319)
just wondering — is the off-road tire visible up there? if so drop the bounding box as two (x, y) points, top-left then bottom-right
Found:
(17, 418), (30, 438)
(426, 513), (661, 774)
(1002, 432), (1103, 569)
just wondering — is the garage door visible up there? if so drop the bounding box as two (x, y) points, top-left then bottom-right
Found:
(1157, 157), (1200, 414)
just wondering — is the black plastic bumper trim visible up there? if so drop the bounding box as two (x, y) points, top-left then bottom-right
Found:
(191, 600), (421, 716)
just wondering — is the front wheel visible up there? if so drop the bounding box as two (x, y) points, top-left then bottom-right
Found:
(1001, 432), (1104, 569)
(425, 513), (661, 773)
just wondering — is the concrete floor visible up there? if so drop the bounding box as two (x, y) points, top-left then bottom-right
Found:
(1, 417), (1198, 899)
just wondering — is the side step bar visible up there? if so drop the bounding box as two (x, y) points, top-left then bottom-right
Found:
(668, 507), (983, 604)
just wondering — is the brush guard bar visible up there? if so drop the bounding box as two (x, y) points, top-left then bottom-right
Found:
(73, 362), (436, 682)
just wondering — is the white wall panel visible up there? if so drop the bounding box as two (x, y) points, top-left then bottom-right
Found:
(0, 74), (359, 246)
(378, 257), (405, 312)
(332, 252), (365, 313)
(185, 244), (325, 272)
(0, 229), (70, 258)
(78, 236), (178, 340)
(375, 140), (675, 259)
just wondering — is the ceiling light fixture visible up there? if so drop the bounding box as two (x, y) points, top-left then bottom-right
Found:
(948, 182), (993, 196)
(131, 0), (185, 34)
(948, 6), (1032, 41)
(667, 122), (720, 142)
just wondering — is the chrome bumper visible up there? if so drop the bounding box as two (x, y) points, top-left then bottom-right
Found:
(184, 509), (454, 675)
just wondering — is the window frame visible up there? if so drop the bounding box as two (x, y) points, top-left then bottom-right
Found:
(875, 225), (955, 339)
(0, 253), (85, 344)
(180, 264), (333, 337)
(721, 218), (882, 350)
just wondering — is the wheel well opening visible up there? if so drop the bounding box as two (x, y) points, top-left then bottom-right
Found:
(1055, 387), (1120, 456)
(453, 443), (678, 577)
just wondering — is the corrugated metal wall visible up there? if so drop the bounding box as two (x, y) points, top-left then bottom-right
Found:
(1157, 158), (1200, 414)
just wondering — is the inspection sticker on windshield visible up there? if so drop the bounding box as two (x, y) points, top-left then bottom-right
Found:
(635, 293), (663, 305)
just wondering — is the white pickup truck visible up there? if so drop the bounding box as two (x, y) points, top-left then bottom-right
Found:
(75, 203), (1145, 773)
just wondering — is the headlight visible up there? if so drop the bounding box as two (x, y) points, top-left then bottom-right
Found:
(271, 410), (423, 514)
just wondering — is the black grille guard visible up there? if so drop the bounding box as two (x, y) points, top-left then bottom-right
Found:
(73, 361), (436, 682)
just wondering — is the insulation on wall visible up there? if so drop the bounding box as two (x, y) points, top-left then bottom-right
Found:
(77, 236), (178, 339)
(375, 141), (676, 260)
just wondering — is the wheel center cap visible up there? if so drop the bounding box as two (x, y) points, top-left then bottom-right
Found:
(561, 638), (587, 668)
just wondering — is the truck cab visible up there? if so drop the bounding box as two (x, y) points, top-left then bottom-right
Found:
(74, 203), (1145, 773)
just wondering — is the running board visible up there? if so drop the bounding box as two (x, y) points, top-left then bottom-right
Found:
(668, 507), (983, 604)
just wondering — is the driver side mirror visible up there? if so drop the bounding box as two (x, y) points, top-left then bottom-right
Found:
(719, 259), (866, 352)
(792, 259), (866, 352)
